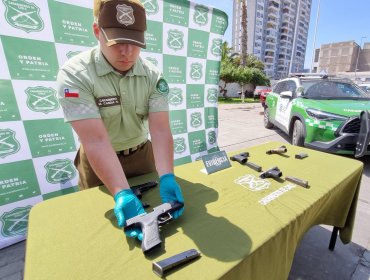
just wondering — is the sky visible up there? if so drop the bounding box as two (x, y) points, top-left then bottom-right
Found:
(193, 0), (370, 70)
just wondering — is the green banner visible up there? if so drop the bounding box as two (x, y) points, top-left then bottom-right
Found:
(0, 0), (227, 249)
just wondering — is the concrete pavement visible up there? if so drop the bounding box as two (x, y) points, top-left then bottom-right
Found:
(217, 103), (370, 280)
(0, 103), (369, 279)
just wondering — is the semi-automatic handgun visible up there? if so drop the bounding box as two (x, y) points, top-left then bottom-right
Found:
(260, 166), (282, 179)
(131, 181), (158, 199)
(124, 202), (184, 252)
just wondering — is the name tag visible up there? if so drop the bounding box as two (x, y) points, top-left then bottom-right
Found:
(95, 96), (121, 107)
(202, 151), (231, 174)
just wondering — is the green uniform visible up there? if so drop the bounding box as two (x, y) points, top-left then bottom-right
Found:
(57, 46), (169, 188)
(57, 46), (169, 151)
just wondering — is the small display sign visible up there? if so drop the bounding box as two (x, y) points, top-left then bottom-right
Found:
(201, 150), (231, 174)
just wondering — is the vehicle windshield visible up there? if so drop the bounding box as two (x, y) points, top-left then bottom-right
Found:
(301, 80), (370, 100)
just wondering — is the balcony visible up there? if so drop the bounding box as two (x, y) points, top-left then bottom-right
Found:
(265, 51), (275, 58)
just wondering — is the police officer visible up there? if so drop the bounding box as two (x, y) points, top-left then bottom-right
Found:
(57, 0), (184, 240)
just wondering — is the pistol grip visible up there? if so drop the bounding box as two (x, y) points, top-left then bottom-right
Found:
(142, 220), (162, 252)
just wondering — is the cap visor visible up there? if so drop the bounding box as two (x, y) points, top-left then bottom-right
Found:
(101, 28), (146, 48)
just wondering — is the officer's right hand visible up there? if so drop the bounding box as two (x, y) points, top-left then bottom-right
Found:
(114, 189), (145, 240)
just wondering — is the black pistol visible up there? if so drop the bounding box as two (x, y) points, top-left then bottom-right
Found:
(230, 152), (249, 164)
(266, 145), (287, 155)
(131, 181), (158, 199)
(260, 166), (282, 179)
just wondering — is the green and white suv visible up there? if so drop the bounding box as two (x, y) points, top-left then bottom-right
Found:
(264, 74), (370, 157)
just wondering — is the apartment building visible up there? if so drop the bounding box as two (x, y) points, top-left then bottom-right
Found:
(232, 0), (312, 79)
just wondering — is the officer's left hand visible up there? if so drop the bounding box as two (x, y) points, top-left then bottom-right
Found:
(159, 173), (184, 219)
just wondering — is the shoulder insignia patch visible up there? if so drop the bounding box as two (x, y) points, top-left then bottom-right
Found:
(156, 78), (169, 94)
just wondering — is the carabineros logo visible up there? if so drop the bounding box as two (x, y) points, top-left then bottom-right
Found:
(26, 86), (59, 114)
(167, 30), (184, 51)
(193, 5), (209, 26)
(211, 38), (222, 57)
(190, 112), (202, 128)
(3, 0), (44, 33)
(207, 88), (218, 103)
(174, 137), (186, 154)
(208, 131), (216, 145)
(0, 206), (32, 237)
(190, 63), (203, 80)
(44, 159), (76, 184)
(0, 129), (20, 158)
(168, 88), (183, 106)
(156, 78), (169, 94)
(141, 0), (159, 15)
(66, 51), (82, 59)
(145, 57), (158, 66)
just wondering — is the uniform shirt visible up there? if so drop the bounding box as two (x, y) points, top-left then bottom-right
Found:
(57, 46), (169, 151)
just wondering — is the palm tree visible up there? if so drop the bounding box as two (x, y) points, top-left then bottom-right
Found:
(240, 0), (248, 102)
(240, 0), (247, 66)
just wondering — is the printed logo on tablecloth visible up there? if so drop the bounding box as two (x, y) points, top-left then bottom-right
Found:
(186, 85), (204, 109)
(0, 160), (40, 206)
(3, 0), (44, 33)
(141, 0), (159, 15)
(0, 80), (21, 121)
(163, 0), (189, 26)
(167, 29), (184, 51)
(234, 174), (271, 192)
(23, 119), (76, 158)
(0, 206), (31, 237)
(193, 5), (209, 26)
(207, 88), (218, 104)
(44, 159), (76, 184)
(187, 29), (209, 59)
(168, 87), (183, 106)
(25, 86), (59, 114)
(0, 129), (20, 158)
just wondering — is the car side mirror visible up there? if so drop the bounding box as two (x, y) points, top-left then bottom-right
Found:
(280, 90), (293, 98)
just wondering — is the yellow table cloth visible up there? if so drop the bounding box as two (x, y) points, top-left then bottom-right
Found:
(24, 142), (363, 280)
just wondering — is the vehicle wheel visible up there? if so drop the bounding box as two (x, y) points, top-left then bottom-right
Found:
(292, 120), (305, 146)
(264, 108), (274, 129)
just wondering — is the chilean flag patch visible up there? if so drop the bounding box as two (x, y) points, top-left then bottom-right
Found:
(64, 88), (79, 98)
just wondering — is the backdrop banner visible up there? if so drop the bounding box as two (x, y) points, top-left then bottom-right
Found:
(0, 0), (227, 249)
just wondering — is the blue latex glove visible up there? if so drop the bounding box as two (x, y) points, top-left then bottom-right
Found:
(114, 189), (145, 240)
(159, 173), (184, 219)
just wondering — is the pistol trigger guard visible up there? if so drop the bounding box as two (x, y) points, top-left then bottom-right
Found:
(158, 213), (173, 225)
